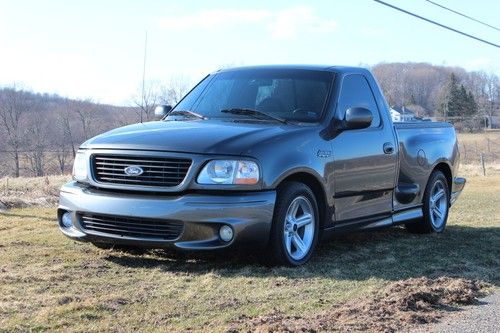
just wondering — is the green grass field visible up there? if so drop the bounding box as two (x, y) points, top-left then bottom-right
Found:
(0, 171), (499, 332)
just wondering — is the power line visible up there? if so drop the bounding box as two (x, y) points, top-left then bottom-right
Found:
(424, 0), (500, 32)
(372, 0), (500, 48)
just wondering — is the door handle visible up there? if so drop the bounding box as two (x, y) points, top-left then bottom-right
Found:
(383, 142), (394, 154)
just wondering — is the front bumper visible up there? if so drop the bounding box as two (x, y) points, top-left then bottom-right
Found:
(58, 181), (276, 250)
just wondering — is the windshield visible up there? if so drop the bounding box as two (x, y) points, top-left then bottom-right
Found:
(172, 68), (334, 123)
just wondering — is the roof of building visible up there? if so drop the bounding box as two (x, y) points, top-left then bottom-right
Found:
(391, 107), (415, 115)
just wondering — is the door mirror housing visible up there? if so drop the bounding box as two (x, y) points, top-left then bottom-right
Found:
(154, 105), (172, 120)
(344, 107), (373, 130)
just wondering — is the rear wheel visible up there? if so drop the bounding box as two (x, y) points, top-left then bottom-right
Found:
(406, 171), (449, 234)
(266, 182), (319, 266)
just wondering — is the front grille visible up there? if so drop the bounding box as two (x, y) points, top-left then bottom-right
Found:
(92, 155), (191, 187)
(80, 213), (184, 240)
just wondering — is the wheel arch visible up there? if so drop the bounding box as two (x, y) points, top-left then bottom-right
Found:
(432, 162), (453, 194)
(275, 170), (328, 231)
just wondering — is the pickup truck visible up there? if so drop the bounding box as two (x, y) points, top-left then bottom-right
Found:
(58, 65), (466, 266)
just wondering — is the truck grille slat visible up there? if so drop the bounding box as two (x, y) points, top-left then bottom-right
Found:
(84, 224), (178, 233)
(95, 166), (184, 174)
(96, 172), (185, 180)
(92, 154), (191, 188)
(83, 216), (181, 230)
(80, 214), (184, 240)
(97, 177), (181, 185)
(94, 156), (191, 164)
(95, 162), (189, 169)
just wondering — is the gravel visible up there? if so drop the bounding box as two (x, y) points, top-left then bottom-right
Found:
(412, 292), (500, 333)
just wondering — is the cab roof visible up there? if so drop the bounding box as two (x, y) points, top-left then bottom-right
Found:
(216, 64), (370, 75)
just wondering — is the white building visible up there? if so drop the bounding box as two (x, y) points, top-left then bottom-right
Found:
(390, 107), (416, 122)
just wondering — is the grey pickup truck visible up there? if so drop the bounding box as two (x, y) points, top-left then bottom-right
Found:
(58, 65), (465, 266)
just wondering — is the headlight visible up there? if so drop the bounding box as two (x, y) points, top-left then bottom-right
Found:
(72, 152), (88, 181)
(197, 160), (259, 185)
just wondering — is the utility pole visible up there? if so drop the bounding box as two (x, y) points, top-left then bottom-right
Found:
(141, 31), (148, 123)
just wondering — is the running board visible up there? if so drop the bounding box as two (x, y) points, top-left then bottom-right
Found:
(322, 206), (423, 239)
(359, 207), (423, 230)
(392, 207), (423, 225)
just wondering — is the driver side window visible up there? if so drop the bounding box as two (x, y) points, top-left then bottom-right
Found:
(338, 74), (381, 128)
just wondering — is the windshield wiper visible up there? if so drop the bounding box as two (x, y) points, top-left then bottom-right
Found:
(167, 110), (206, 120)
(220, 108), (287, 124)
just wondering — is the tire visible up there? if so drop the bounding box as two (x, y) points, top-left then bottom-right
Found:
(406, 171), (450, 234)
(266, 181), (320, 266)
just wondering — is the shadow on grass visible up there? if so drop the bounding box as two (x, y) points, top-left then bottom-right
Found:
(104, 225), (500, 284)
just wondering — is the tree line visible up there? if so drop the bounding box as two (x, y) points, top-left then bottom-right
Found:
(372, 62), (499, 131)
(0, 79), (190, 177)
(1, 63), (499, 177)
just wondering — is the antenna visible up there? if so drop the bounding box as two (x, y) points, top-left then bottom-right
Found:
(140, 31), (148, 123)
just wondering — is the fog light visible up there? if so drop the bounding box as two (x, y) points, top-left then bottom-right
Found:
(219, 225), (234, 242)
(61, 212), (73, 228)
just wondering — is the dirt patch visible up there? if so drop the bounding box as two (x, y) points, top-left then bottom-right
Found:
(229, 277), (488, 333)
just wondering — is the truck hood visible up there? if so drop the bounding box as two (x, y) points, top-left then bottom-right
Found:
(80, 119), (292, 155)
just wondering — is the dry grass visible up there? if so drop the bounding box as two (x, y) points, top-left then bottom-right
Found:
(457, 131), (500, 165)
(0, 175), (70, 209)
(0, 172), (499, 332)
(457, 131), (500, 149)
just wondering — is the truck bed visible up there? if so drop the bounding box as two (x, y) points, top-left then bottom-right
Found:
(393, 121), (458, 210)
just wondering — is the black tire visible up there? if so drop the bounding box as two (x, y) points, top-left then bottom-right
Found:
(265, 181), (320, 266)
(406, 171), (450, 234)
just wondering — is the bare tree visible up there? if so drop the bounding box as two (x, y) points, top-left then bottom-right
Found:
(50, 105), (72, 174)
(372, 62), (468, 117)
(59, 100), (77, 157)
(161, 75), (192, 106)
(0, 85), (32, 177)
(132, 80), (163, 122)
(24, 115), (49, 177)
(484, 73), (499, 127)
(131, 76), (192, 121)
(72, 99), (97, 141)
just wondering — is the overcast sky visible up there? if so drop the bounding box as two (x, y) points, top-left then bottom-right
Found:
(0, 0), (499, 105)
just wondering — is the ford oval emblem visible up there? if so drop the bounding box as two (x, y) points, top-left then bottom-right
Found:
(124, 165), (144, 176)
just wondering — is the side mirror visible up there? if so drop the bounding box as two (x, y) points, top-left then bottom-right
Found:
(154, 105), (172, 120)
(344, 107), (373, 130)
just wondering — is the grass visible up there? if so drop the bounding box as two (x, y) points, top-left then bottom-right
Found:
(0, 175), (70, 208)
(457, 130), (500, 150)
(457, 131), (500, 164)
(0, 170), (499, 332)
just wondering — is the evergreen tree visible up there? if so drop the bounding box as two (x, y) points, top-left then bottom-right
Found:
(465, 91), (478, 116)
(439, 73), (457, 118)
(439, 73), (477, 118)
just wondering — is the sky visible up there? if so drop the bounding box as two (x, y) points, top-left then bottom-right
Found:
(0, 0), (499, 105)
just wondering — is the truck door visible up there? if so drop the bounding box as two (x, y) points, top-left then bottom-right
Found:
(331, 74), (397, 225)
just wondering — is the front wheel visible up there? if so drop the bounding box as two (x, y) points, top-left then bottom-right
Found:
(406, 171), (450, 234)
(266, 182), (319, 266)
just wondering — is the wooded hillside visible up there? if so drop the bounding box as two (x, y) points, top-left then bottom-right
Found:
(0, 62), (498, 177)
(372, 62), (498, 125)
